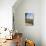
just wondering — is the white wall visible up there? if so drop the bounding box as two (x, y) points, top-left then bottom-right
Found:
(0, 0), (16, 30)
(13, 0), (41, 46)
(41, 0), (46, 46)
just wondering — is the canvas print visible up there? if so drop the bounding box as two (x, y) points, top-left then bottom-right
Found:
(25, 13), (34, 26)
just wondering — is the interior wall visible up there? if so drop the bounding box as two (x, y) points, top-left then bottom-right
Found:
(41, 0), (46, 46)
(13, 0), (41, 46)
(0, 0), (16, 30)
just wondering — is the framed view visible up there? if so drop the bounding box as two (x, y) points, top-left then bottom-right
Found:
(25, 13), (34, 26)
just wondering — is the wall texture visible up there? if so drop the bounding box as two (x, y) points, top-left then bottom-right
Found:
(13, 0), (41, 46)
